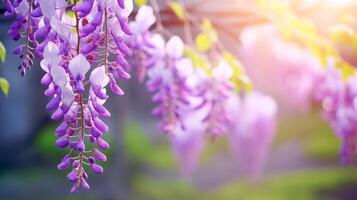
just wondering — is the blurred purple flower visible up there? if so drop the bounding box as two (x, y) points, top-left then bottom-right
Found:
(229, 92), (278, 179)
(239, 24), (321, 113)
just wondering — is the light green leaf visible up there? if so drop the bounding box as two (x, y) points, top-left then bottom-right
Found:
(134, 0), (147, 6)
(329, 24), (354, 44)
(0, 77), (9, 96)
(223, 51), (253, 91)
(169, 2), (185, 20)
(184, 47), (210, 73)
(0, 41), (6, 64)
(195, 33), (212, 52)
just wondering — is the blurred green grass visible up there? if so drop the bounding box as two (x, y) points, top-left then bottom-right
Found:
(133, 168), (357, 200)
(275, 111), (340, 161)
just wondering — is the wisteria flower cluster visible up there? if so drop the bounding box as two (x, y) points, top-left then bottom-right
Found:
(5, 0), (281, 192)
(315, 65), (357, 164)
(6, 0), (134, 192)
(239, 24), (321, 113)
(126, 5), (279, 176)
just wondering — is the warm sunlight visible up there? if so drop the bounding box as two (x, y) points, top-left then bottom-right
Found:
(304, 0), (353, 6)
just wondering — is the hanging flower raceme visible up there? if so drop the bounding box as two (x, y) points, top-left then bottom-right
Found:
(170, 101), (206, 176)
(5, 0), (39, 75)
(229, 92), (277, 179)
(7, 0), (134, 192)
(126, 5), (156, 81)
(239, 24), (321, 113)
(146, 34), (194, 134)
(315, 65), (357, 164)
(195, 59), (235, 138)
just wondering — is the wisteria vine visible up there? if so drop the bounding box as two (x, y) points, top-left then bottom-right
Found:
(5, 0), (134, 192)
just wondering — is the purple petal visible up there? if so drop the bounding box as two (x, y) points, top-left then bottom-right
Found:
(91, 163), (103, 174)
(55, 136), (69, 148)
(93, 148), (107, 161)
(97, 137), (110, 150)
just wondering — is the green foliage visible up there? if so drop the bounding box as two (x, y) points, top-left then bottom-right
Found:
(210, 168), (357, 200)
(195, 19), (217, 52)
(134, 0), (147, 6)
(123, 120), (175, 169)
(0, 41), (5, 64)
(132, 176), (196, 200)
(132, 168), (357, 200)
(0, 77), (9, 96)
(184, 48), (252, 92)
(34, 124), (63, 158)
(257, 0), (356, 79)
(195, 33), (212, 52)
(169, 2), (185, 20)
(275, 111), (339, 160)
(184, 47), (210, 72)
(223, 51), (253, 91)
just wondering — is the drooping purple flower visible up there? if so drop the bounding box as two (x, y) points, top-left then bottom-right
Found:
(126, 5), (156, 81)
(6, 0), (135, 192)
(239, 24), (321, 113)
(315, 64), (357, 164)
(194, 59), (235, 138)
(170, 103), (206, 176)
(229, 92), (277, 179)
(146, 35), (194, 134)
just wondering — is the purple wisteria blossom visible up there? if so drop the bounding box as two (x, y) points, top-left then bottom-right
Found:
(146, 34), (194, 134)
(6, 0), (286, 189)
(170, 103), (206, 176)
(6, 0), (134, 192)
(229, 92), (278, 179)
(194, 60), (235, 138)
(126, 5), (156, 81)
(315, 64), (357, 164)
(239, 24), (321, 113)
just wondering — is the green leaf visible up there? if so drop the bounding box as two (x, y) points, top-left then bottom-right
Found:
(329, 24), (354, 44)
(0, 77), (9, 96)
(184, 47), (211, 73)
(223, 51), (253, 91)
(0, 41), (6, 64)
(195, 33), (212, 52)
(169, 2), (185, 20)
(134, 0), (147, 6)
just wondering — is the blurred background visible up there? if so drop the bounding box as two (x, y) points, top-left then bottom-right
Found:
(1, 0), (357, 199)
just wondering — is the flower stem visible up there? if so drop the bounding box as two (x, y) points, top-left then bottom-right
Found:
(74, 1), (85, 187)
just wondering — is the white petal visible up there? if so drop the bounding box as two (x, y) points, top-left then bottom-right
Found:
(44, 41), (59, 58)
(135, 5), (155, 32)
(50, 66), (68, 89)
(40, 60), (49, 72)
(121, 0), (133, 17)
(50, 17), (72, 41)
(39, 0), (57, 19)
(69, 54), (90, 79)
(108, 17), (125, 38)
(166, 36), (184, 58)
(61, 86), (75, 106)
(212, 60), (233, 80)
(176, 58), (193, 78)
(90, 66), (110, 87)
(148, 34), (166, 57)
